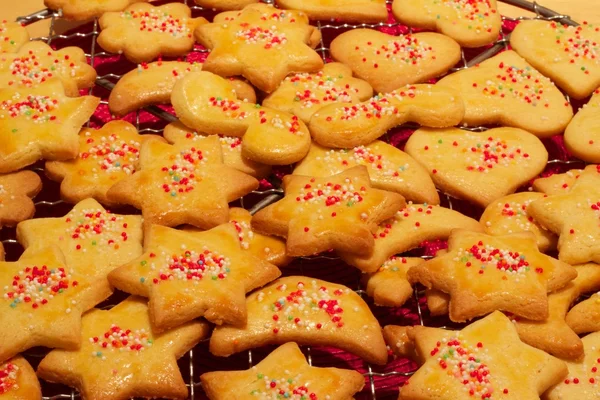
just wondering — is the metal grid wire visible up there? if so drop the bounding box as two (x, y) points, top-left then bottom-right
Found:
(7, 0), (583, 398)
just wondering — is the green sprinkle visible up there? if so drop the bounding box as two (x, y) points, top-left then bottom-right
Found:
(438, 139), (443, 144)
(11, 128), (17, 133)
(140, 277), (146, 283)
(92, 240), (97, 246)
(141, 260), (147, 266)
(212, 276), (217, 280)
(257, 374), (264, 379)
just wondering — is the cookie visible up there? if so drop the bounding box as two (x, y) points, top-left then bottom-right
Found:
(0, 41), (96, 97)
(425, 288), (450, 316)
(339, 202), (483, 273)
(163, 121), (271, 178)
(566, 291), (600, 335)
(532, 169), (583, 195)
(480, 192), (557, 253)
(391, 0), (502, 48)
(0, 79), (99, 174)
(194, 0), (258, 11)
(400, 311), (567, 399)
(362, 256), (424, 307)
(308, 84), (465, 148)
(330, 29), (461, 93)
(251, 166), (405, 258)
(201, 342), (365, 399)
(0, 21), (28, 54)
(436, 50), (574, 138)
(0, 356), (41, 399)
(382, 325), (418, 361)
(0, 246), (112, 363)
(106, 136), (258, 229)
(44, 0), (148, 21)
(108, 61), (256, 116)
(274, 0), (387, 23)
(45, 121), (163, 206)
(36, 296), (209, 400)
(407, 229), (577, 322)
(16, 198), (143, 287)
(528, 165), (600, 265)
(171, 71), (312, 165)
(262, 62), (373, 123)
(194, 3), (324, 93)
(404, 127), (548, 207)
(98, 3), (207, 63)
(564, 89), (600, 163)
(293, 141), (439, 205)
(510, 20), (600, 100)
(0, 171), (42, 229)
(210, 276), (388, 365)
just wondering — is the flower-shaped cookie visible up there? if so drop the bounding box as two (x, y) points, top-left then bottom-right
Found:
(0, 170), (41, 229)
(44, 0), (148, 21)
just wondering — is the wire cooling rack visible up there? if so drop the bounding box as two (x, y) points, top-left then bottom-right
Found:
(4, 0), (586, 399)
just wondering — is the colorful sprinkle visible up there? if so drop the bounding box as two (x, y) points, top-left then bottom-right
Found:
(0, 362), (19, 394)
(89, 324), (152, 359)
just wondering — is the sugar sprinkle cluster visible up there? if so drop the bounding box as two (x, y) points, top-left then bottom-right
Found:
(375, 203), (435, 239)
(354, 36), (434, 70)
(0, 362), (18, 394)
(330, 88), (417, 121)
(65, 208), (130, 252)
(378, 256), (409, 273)
(249, 370), (319, 399)
(81, 133), (141, 176)
(318, 145), (409, 179)
(550, 22), (600, 74)
(89, 324), (153, 359)
(160, 147), (206, 197)
(0, 93), (59, 123)
(429, 0), (497, 35)
(455, 241), (537, 279)
(285, 71), (357, 109)
(4, 50), (79, 88)
(120, 9), (191, 38)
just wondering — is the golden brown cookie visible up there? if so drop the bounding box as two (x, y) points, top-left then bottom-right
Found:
(362, 256), (424, 307)
(532, 169), (583, 195)
(0, 356), (41, 399)
(275, 0), (388, 23)
(0, 171), (41, 229)
(382, 325), (418, 361)
(0, 21), (28, 53)
(565, 89), (600, 163)
(44, 0), (148, 21)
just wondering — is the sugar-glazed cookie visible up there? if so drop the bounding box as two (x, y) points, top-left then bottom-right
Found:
(194, 0), (258, 11)
(400, 312), (567, 399)
(37, 296), (209, 400)
(171, 71), (312, 165)
(407, 230), (577, 322)
(262, 62), (373, 124)
(163, 121), (271, 178)
(0, 356), (41, 399)
(275, 0), (388, 23)
(210, 276), (389, 365)
(252, 166), (405, 258)
(194, 3), (324, 93)
(511, 20), (600, 100)
(566, 291), (600, 335)
(0, 21), (28, 54)
(0, 41), (96, 97)
(528, 165), (600, 265)
(392, 0), (502, 48)
(108, 223), (280, 331)
(362, 256), (424, 307)
(565, 89), (600, 163)
(44, 0), (148, 21)
(108, 61), (256, 116)
(107, 136), (258, 230)
(45, 121), (163, 206)
(437, 51), (573, 138)
(330, 29), (461, 93)
(480, 192), (557, 253)
(201, 342), (365, 400)
(533, 169), (583, 195)
(404, 127), (548, 207)
(0, 79), (99, 174)
(98, 3), (207, 63)
(308, 84), (465, 148)
(339, 203), (483, 273)
(0, 171), (41, 229)
(293, 140), (439, 205)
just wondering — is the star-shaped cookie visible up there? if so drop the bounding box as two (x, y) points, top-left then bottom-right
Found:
(339, 202), (483, 273)
(405, 127), (548, 207)
(106, 136), (258, 229)
(275, 0), (387, 23)
(407, 230), (577, 322)
(45, 121), (163, 206)
(44, 0), (148, 21)
(533, 169), (583, 195)
(565, 89), (600, 163)
(0, 79), (99, 173)
(528, 164), (600, 265)
(293, 140), (440, 205)
(210, 276), (388, 365)
(0, 21), (28, 53)
(0, 246), (112, 363)
(194, 3), (324, 93)
(108, 223), (281, 331)
(201, 342), (365, 399)
(392, 0), (502, 48)
(0, 170), (41, 229)
(98, 3), (207, 63)
(16, 198), (143, 286)
(362, 256), (424, 307)
(0, 41), (96, 97)
(262, 62), (373, 123)
(251, 166), (405, 258)
(171, 71), (311, 165)
(0, 356), (41, 399)
(108, 61), (256, 116)
(163, 121), (271, 178)
(308, 84), (465, 148)
(36, 296), (209, 400)
(330, 29), (461, 94)
(436, 50), (573, 138)
(399, 311), (567, 399)
(480, 192), (557, 253)
(511, 20), (600, 99)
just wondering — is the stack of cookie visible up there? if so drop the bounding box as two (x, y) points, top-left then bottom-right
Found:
(1, 0), (600, 398)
